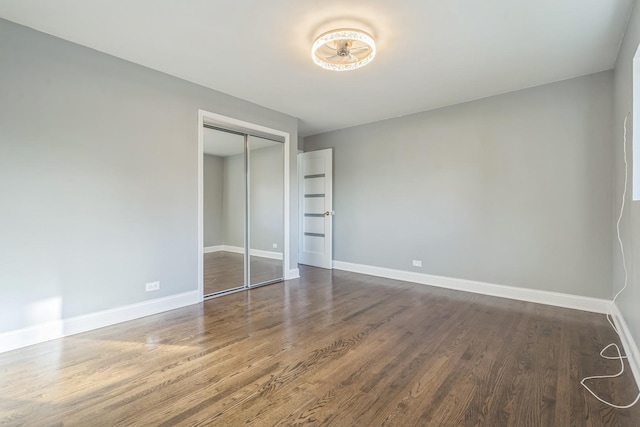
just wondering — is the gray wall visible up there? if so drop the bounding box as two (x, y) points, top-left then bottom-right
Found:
(203, 154), (224, 247)
(0, 18), (298, 334)
(222, 153), (245, 248)
(216, 143), (284, 252)
(614, 1), (640, 353)
(250, 143), (284, 252)
(305, 71), (613, 298)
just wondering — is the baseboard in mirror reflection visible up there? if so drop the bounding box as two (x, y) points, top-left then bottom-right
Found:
(203, 245), (283, 260)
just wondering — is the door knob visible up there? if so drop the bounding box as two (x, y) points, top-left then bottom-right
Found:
(324, 210), (335, 216)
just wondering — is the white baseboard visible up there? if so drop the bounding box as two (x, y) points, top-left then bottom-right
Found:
(205, 245), (283, 260)
(332, 261), (611, 314)
(0, 320), (65, 354)
(250, 248), (283, 261)
(0, 291), (200, 354)
(286, 268), (300, 280)
(611, 305), (640, 390)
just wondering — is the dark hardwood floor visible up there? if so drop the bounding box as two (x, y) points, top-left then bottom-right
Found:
(249, 255), (283, 286)
(203, 251), (283, 295)
(204, 251), (244, 294)
(1, 266), (639, 426)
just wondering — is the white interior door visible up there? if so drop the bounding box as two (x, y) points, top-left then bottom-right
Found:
(298, 149), (333, 269)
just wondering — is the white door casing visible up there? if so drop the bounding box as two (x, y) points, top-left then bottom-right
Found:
(298, 149), (333, 269)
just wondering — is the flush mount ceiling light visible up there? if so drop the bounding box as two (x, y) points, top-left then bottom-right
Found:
(311, 29), (376, 71)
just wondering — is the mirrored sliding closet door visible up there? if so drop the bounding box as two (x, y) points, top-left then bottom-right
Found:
(202, 125), (284, 298)
(248, 136), (284, 287)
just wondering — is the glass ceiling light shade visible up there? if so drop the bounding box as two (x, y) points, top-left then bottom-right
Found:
(311, 29), (376, 71)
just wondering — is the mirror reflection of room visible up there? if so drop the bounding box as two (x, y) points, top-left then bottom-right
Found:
(203, 128), (245, 295)
(248, 136), (284, 287)
(202, 127), (284, 296)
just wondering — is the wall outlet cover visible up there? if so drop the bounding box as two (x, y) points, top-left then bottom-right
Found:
(412, 260), (422, 267)
(145, 281), (160, 292)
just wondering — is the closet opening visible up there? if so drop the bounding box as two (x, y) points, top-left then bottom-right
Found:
(197, 110), (291, 300)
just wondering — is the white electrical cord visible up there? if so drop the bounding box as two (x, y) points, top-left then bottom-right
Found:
(580, 113), (640, 409)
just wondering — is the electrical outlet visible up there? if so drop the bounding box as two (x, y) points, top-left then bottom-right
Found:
(145, 281), (160, 292)
(412, 260), (422, 267)
(272, 243), (278, 249)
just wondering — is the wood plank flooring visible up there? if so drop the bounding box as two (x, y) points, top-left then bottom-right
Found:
(1, 266), (640, 426)
(204, 251), (244, 294)
(203, 251), (283, 295)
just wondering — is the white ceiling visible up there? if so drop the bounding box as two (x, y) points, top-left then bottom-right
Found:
(203, 129), (245, 157)
(0, 0), (634, 136)
(203, 128), (278, 157)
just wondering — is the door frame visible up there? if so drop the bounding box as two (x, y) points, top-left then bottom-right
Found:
(197, 109), (291, 301)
